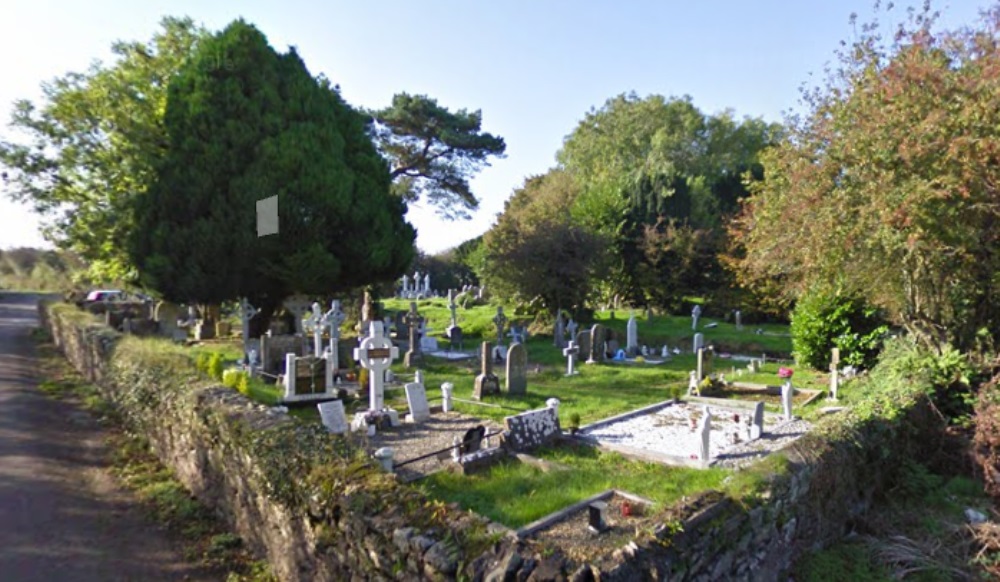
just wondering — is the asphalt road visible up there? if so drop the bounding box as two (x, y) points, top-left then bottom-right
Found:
(0, 293), (215, 581)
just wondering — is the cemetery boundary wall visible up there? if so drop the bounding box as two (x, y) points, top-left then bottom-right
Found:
(40, 301), (945, 581)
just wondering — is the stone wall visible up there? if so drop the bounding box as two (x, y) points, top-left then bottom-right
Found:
(41, 301), (944, 581)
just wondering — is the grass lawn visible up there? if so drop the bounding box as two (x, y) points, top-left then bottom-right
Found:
(416, 444), (729, 529)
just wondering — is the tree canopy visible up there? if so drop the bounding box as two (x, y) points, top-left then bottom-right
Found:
(0, 17), (207, 283)
(479, 170), (608, 314)
(557, 93), (781, 309)
(371, 93), (506, 220)
(128, 20), (415, 309)
(732, 6), (1000, 347)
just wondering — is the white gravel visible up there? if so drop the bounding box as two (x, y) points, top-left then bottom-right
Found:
(580, 402), (812, 470)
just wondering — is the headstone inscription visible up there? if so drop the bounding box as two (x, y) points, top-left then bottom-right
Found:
(353, 321), (399, 413)
(473, 342), (500, 400)
(588, 324), (607, 364)
(506, 343), (527, 395)
(405, 382), (430, 423)
(317, 400), (348, 435)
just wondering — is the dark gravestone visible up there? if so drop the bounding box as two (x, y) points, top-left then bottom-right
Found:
(447, 325), (463, 351)
(502, 406), (560, 452)
(589, 324), (607, 363)
(606, 339), (620, 358)
(473, 342), (500, 400)
(460, 425), (486, 454)
(506, 343), (527, 395)
(589, 501), (610, 533)
(575, 331), (591, 360)
(294, 356), (325, 395)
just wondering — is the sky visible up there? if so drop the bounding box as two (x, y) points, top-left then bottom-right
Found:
(0, 0), (991, 253)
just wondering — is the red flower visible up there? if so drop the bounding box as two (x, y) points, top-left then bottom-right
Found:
(778, 367), (794, 379)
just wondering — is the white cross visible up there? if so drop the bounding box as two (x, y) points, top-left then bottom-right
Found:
(304, 302), (324, 357)
(238, 298), (259, 357)
(563, 341), (580, 376)
(353, 322), (398, 412)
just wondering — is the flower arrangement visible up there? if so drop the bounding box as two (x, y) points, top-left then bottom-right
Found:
(778, 367), (794, 379)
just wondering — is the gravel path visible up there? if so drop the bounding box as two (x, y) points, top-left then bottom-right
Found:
(0, 293), (215, 582)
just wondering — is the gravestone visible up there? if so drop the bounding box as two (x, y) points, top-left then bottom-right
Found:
(563, 341), (580, 376)
(403, 302), (423, 368)
(829, 347), (840, 400)
(492, 307), (508, 347)
(304, 302), (325, 357)
(781, 380), (794, 420)
(405, 382), (430, 423)
(588, 324), (607, 364)
(473, 342), (500, 400)
(575, 330), (591, 361)
(317, 400), (348, 435)
(566, 319), (578, 341)
(502, 406), (561, 452)
(553, 315), (566, 349)
(698, 406), (711, 462)
(693, 333), (705, 353)
(322, 300), (346, 367)
(353, 321), (399, 412)
(506, 343), (527, 395)
(696, 349), (706, 382)
(588, 501), (610, 534)
(734, 309), (743, 330)
(460, 425), (486, 454)
(606, 338), (620, 358)
(238, 298), (260, 360)
(446, 290), (462, 349)
(751, 401), (765, 439)
(154, 301), (186, 341)
(283, 295), (312, 335)
(626, 312), (639, 357)
(692, 304), (702, 331)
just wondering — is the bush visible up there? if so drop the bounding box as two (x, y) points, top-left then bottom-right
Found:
(791, 290), (888, 370)
(196, 352), (211, 375)
(207, 353), (224, 381)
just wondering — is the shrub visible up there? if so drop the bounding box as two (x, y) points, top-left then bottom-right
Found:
(791, 290), (888, 370)
(196, 352), (211, 374)
(207, 353), (224, 381)
(222, 368), (242, 389)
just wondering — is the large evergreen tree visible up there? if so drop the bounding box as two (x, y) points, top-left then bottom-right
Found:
(129, 20), (415, 317)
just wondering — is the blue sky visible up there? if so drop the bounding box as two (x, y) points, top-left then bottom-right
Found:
(0, 0), (989, 253)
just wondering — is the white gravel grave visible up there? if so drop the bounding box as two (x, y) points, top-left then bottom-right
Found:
(580, 401), (812, 469)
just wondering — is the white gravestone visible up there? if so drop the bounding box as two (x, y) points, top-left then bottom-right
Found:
(829, 347), (840, 400)
(317, 400), (348, 434)
(322, 300), (346, 365)
(698, 406), (712, 462)
(563, 341), (580, 376)
(688, 371), (699, 396)
(693, 333), (705, 354)
(305, 302), (324, 357)
(441, 382), (454, 412)
(751, 401), (764, 439)
(354, 322), (398, 413)
(781, 380), (794, 420)
(692, 304), (702, 331)
(405, 382), (431, 423)
(626, 312), (638, 356)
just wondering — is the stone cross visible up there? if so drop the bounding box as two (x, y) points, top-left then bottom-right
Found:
(238, 298), (259, 360)
(691, 304), (702, 331)
(493, 307), (508, 347)
(283, 295), (312, 335)
(448, 289), (458, 327)
(353, 321), (398, 412)
(424, 273), (431, 295)
(403, 302), (424, 368)
(322, 300), (346, 370)
(401, 274), (410, 297)
(781, 380), (794, 420)
(473, 341), (500, 399)
(563, 341), (580, 376)
(305, 302), (325, 357)
(553, 314), (566, 349)
(698, 406), (711, 462)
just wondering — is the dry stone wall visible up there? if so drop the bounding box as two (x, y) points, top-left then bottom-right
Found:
(40, 301), (943, 581)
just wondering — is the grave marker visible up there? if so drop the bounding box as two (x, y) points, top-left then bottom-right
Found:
(553, 315), (566, 349)
(506, 343), (527, 395)
(283, 295), (311, 335)
(575, 330), (591, 361)
(751, 401), (764, 440)
(317, 400), (348, 434)
(405, 382), (430, 422)
(781, 380), (794, 420)
(626, 312), (638, 357)
(692, 304), (702, 330)
(353, 322), (398, 412)
(588, 324), (607, 364)
(588, 501), (610, 534)
(492, 307), (508, 347)
(403, 302), (423, 368)
(502, 406), (561, 452)
(698, 406), (711, 462)
(460, 425), (486, 454)
(693, 333), (705, 353)
(473, 342), (500, 399)
(563, 341), (580, 376)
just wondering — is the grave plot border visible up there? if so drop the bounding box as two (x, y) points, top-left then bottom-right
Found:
(515, 489), (656, 539)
